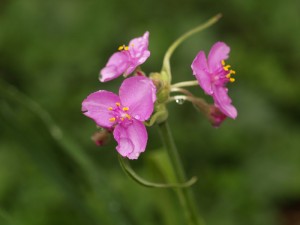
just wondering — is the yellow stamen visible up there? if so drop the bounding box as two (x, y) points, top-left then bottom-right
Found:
(108, 107), (113, 111)
(125, 114), (131, 119)
(223, 65), (231, 71)
(230, 77), (235, 82)
(109, 117), (116, 122)
(226, 74), (231, 79)
(121, 118), (124, 121)
(221, 60), (225, 66)
(115, 102), (121, 107)
(118, 44), (129, 51)
(230, 70), (236, 75)
(122, 107), (129, 111)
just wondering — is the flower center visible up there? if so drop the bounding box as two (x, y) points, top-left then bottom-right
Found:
(108, 102), (132, 125)
(221, 60), (236, 83)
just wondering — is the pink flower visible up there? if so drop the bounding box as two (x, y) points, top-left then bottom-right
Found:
(191, 42), (237, 119)
(82, 76), (156, 159)
(99, 32), (150, 82)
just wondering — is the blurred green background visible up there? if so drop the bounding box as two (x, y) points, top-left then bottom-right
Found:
(1, 0), (300, 225)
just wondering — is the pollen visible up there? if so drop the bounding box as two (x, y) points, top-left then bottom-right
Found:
(118, 44), (129, 51)
(223, 65), (231, 71)
(221, 60), (225, 66)
(122, 107), (129, 111)
(109, 117), (116, 122)
(230, 77), (235, 82)
(115, 102), (121, 107)
(118, 45), (125, 51)
(125, 114), (131, 119)
(108, 107), (113, 111)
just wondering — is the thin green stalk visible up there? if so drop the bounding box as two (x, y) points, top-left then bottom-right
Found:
(162, 14), (222, 81)
(171, 80), (199, 88)
(158, 121), (205, 225)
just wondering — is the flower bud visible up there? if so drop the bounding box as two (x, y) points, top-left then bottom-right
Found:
(149, 72), (170, 104)
(209, 105), (227, 127)
(91, 129), (111, 146)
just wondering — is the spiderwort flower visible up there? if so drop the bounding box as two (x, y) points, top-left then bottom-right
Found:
(82, 76), (156, 159)
(99, 32), (150, 82)
(191, 42), (237, 119)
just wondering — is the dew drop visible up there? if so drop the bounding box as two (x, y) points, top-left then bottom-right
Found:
(175, 98), (185, 105)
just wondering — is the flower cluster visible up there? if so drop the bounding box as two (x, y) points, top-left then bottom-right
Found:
(82, 30), (238, 159)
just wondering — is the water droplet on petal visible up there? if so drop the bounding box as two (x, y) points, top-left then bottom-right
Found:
(175, 98), (185, 105)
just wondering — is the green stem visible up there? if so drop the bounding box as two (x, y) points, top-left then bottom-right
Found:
(171, 80), (199, 88)
(158, 121), (205, 225)
(162, 14), (222, 81)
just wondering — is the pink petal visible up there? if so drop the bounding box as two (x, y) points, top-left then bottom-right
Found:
(99, 51), (130, 82)
(128, 31), (150, 59)
(212, 86), (237, 119)
(119, 76), (156, 121)
(113, 120), (147, 160)
(207, 42), (230, 72)
(125, 31), (150, 75)
(191, 51), (213, 95)
(82, 91), (120, 128)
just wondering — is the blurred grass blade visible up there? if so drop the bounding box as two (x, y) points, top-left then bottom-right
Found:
(118, 155), (197, 188)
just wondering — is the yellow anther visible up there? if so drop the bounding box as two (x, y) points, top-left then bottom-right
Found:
(121, 118), (124, 121)
(230, 77), (235, 82)
(115, 102), (121, 107)
(223, 65), (231, 71)
(125, 114), (131, 119)
(221, 60), (225, 66)
(108, 107), (113, 111)
(109, 117), (116, 122)
(226, 74), (231, 79)
(118, 44), (129, 51)
(230, 70), (236, 75)
(122, 107), (129, 111)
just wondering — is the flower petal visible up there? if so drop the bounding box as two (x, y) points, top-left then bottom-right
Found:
(191, 51), (213, 95)
(212, 86), (237, 119)
(207, 42), (230, 72)
(128, 31), (150, 59)
(125, 31), (150, 75)
(99, 51), (130, 82)
(119, 76), (156, 121)
(113, 120), (147, 160)
(82, 90), (120, 128)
